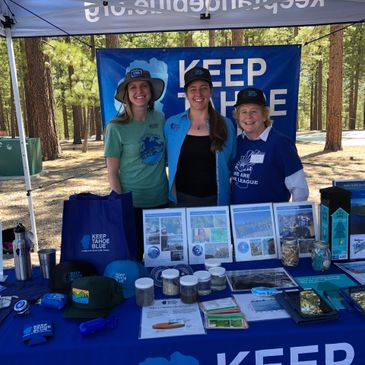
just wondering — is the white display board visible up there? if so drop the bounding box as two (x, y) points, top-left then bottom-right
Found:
(230, 203), (277, 262)
(273, 201), (318, 258)
(143, 208), (188, 267)
(186, 206), (232, 265)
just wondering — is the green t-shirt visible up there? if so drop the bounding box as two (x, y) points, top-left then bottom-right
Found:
(104, 110), (168, 208)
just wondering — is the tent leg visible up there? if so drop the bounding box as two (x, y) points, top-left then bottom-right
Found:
(5, 28), (39, 252)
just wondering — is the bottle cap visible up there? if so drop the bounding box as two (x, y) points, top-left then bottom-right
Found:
(161, 268), (179, 280)
(179, 275), (198, 286)
(14, 223), (26, 234)
(204, 258), (221, 269)
(193, 270), (211, 281)
(135, 277), (154, 289)
(208, 266), (226, 277)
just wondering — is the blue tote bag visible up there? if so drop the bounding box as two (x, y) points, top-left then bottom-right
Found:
(61, 191), (137, 274)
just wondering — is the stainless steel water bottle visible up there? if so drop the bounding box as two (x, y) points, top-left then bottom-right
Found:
(13, 223), (32, 280)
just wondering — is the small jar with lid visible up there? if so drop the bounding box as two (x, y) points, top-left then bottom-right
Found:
(180, 275), (198, 304)
(209, 266), (226, 291)
(204, 258), (221, 271)
(193, 270), (211, 296)
(161, 268), (180, 296)
(311, 241), (331, 272)
(135, 277), (154, 307)
(281, 237), (299, 267)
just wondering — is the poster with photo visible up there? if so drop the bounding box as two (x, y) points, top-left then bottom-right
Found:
(273, 201), (318, 258)
(143, 208), (188, 267)
(333, 180), (365, 260)
(226, 267), (297, 292)
(186, 206), (232, 265)
(230, 204), (277, 262)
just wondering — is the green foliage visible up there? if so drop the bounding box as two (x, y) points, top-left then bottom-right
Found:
(42, 38), (99, 108)
(1, 24), (364, 138)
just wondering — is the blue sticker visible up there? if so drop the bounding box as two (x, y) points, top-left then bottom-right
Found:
(192, 245), (203, 256)
(148, 246), (160, 259)
(238, 241), (250, 254)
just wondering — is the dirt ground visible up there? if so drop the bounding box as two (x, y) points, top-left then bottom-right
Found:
(1, 133), (364, 268)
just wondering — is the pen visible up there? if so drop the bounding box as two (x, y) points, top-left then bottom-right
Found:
(152, 321), (185, 329)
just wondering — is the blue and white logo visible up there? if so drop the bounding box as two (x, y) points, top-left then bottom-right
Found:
(140, 135), (164, 165)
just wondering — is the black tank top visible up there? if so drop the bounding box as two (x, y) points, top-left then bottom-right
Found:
(175, 135), (217, 197)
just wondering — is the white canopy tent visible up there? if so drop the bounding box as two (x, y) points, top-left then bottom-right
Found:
(1, 0), (365, 250)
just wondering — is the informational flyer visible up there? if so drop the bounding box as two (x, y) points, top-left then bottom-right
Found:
(273, 201), (318, 258)
(186, 206), (232, 265)
(230, 203), (277, 262)
(139, 299), (206, 339)
(234, 293), (290, 321)
(143, 208), (188, 267)
(335, 261), (365, 285)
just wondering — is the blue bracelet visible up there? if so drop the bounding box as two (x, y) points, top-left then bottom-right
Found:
(251, 287), (278, 296)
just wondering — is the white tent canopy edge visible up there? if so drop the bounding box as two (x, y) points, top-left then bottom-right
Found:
(1, 0), (365, 38)
(0, 0), (365, 252)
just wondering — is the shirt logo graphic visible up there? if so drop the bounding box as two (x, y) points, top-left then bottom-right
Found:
(140, 135), (164, 165)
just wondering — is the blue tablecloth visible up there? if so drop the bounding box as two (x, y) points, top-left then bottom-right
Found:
(1, 260), (364, 365)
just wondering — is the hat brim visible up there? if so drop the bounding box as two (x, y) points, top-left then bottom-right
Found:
(115, 78), (165, 103)
(63, 305), (111, 319)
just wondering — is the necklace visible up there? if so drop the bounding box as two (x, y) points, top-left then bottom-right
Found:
(191, 119), (209, 131)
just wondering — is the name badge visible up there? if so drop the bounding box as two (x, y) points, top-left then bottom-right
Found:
(250, 153), (265, 164)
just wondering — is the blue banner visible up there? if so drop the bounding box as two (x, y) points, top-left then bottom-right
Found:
(96, 45), (301, 141)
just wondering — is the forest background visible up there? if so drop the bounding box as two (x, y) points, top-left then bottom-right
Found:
(0, 25), (365, 264)
(0, 25), (364, 159)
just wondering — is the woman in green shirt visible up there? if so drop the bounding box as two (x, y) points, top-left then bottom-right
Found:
(104, 68), (168, 261)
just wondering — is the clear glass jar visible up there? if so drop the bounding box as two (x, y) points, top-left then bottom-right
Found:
(135, 277), (154, 307)
(161, 268), (180, 296)
(180, 275), (198, 304)
(193, 270), (211, 296)
(204, 258), (221, 271)
(311, 241), (331, 272)
(209, 266), (226, 291)
(281, 237), (299, 267)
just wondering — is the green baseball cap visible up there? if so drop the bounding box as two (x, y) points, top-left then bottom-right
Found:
(64, 276), (123, 319)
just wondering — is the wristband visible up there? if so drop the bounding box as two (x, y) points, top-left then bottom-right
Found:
(251, 287), (278, 297)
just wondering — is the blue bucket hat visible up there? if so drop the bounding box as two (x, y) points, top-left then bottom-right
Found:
(103, 260), (151, 298)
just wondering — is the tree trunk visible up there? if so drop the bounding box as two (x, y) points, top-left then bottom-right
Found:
(232, 29), (243, 46)
(0, 92), (6, 132)
(61, 88), (69, 140)
(317, 60), (323, 131)
(82, 107), (89, 153)
(352, 62), (360, 129)
(184, 32), (193, 47)
(24, 38), (61, 160)
(313, 75), (318, 130)
(106, 34), (119, 48)
(94, 106), (102, 141)
(348, 71), (355, 130)
(209, 30), (215, 47)
(310, 79), (315, 130)
(324, 25), (343, 152)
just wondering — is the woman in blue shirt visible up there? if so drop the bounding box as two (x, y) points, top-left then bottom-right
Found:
(231, 87), (309, 204)
(164, 66), (236, 207)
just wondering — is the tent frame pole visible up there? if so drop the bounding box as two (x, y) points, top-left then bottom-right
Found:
(5, 27), (39, 252)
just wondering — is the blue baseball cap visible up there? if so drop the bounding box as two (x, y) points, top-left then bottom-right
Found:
(103, 260), (151, 298)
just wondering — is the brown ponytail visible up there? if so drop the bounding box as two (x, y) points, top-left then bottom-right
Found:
(208, 102), (227, 152)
